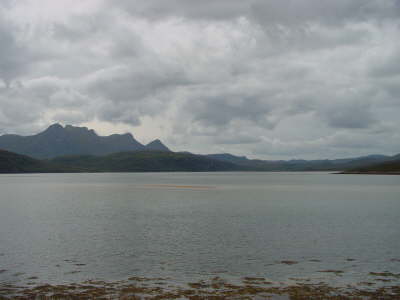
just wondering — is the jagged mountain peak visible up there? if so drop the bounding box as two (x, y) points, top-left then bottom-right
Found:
(42, 123), (64, 133)
(109, 132), (134, 138)
(0, 123), (175, 158)
(0, 123), (151, 158)
(146, 139), (170, 152)
(48, 123), (63, 129)
(39, 124), (98, 140)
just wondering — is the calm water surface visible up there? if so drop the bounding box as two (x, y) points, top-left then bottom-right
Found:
(0, 172), (399, 286)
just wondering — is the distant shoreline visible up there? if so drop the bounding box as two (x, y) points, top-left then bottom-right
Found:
(339, 171), (400, 175)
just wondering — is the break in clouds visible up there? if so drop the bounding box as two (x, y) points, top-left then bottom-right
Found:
(0, 0), (399, 159)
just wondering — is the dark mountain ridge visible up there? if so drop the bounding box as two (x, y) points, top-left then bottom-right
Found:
(146, 139), (170, 152)
(0, 124), (170, 159)
(0, 149), (79, 173)
(0, 124), (398, 173)
(0, 149), (240, 173)
(1, 147), (399, 174)
(341, 157), (400, 174)
(205, 153), (395, 171)
(51, 151), (239, 172)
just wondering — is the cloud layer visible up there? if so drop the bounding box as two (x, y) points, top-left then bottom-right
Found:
(0, 0), (399, 159)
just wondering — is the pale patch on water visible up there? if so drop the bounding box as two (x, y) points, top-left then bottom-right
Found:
(140, 184), (217, 190)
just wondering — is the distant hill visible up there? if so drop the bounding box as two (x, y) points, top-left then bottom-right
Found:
(206, 153), (250, 165)
(206, 153), (394, 171)
(0, 149), (240, 173)
(0, 124), (171, 158)
(145, 139), (170, 152)
(0, 149), (78, 173)
(341, 158), (400, 174)
(1, 147), (399, 174)
(51, 151), (240, 172)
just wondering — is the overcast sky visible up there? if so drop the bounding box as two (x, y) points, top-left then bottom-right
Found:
(0, 0), (399, 159)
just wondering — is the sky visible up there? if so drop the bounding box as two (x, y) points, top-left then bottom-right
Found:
(0, 0), (399, 159)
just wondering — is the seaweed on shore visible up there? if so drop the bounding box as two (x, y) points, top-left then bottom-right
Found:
(1, 277), (400, 300)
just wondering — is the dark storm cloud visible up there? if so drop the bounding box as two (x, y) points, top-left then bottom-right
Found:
(320, 102), (377, 129)
(185, 93), (276, 128)
(0, 0), (399, 158)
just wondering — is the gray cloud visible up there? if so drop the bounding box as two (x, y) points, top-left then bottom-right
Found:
(0, 0), (399, 158)
(316, 96), (378, 129)
(250, 0), (400, 27)
(0, 17), (32, 85)
(369, 47), (400, 79)
(185, 92), (276, 128)
(115, 0), (400, 25)
(115, 0), (252, 21)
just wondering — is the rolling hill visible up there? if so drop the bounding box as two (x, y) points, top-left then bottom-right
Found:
(0, 149), (79, 173)
(51, 151), (240, 172)
(341, 157), (400, 174)
(206, 153), (394, 171)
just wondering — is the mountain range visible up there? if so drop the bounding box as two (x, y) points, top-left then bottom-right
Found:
(204, 153), (397, 171)
(0, 123), (399, 173)
(0, 149), (238, 173)
(1, 148), (399, 174)
(0, 124), (169, 159)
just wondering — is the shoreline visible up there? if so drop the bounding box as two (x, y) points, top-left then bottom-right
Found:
(339, 171), (400, 175)
(1, 276), (400, 299)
